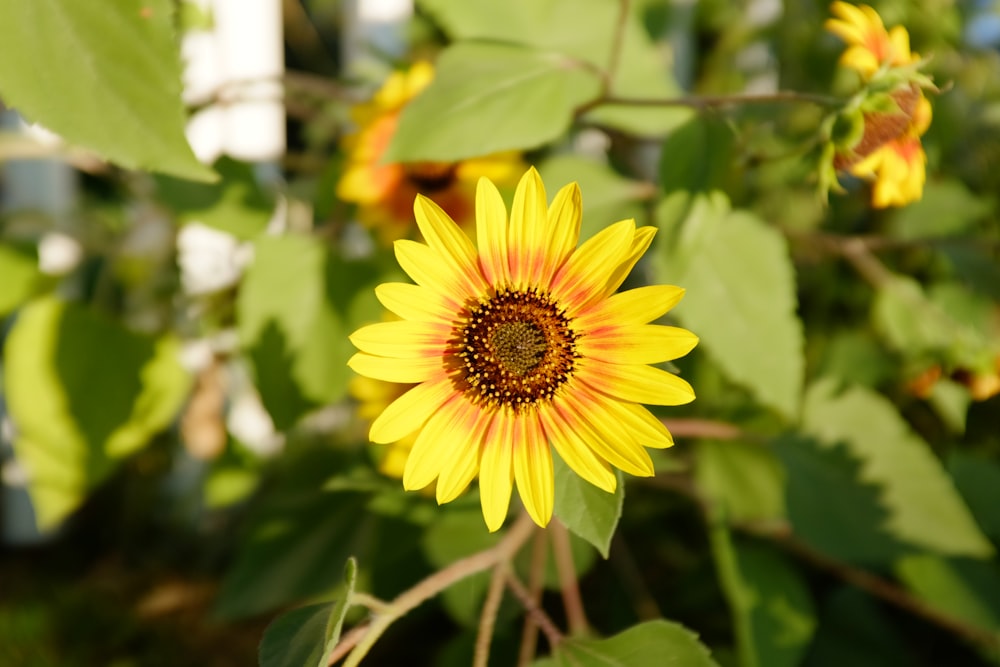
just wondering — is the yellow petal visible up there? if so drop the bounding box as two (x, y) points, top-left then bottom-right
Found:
(508, 166), (549, 289)
(375, 282), (454, 323)
(436, 405), (489, 504)
(541, 181), (582, 284)
(550, 219), (635, 316)
(512, 410), (554, 528)
(413, 195), (487, 297)
(578, 324), (699, 365)
(578, 359), (696, 406)
(349, 320), (450, 358)
(559, 388), (655, 477)
(479, 410), (515, 532)
(539, 399), (617, 492)
(475, 177), (511, 287)
(395, 239), (478, 306)
(369, 377), (454, 444)
(601, 226), (657, 299)
(402, 395), (476, 491)
(600, 400), (675, 449)
(348, 352), (442, 383)
(575, 285), (686, 330)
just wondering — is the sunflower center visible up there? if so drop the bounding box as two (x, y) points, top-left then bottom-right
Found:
(454, 288), (578, 410)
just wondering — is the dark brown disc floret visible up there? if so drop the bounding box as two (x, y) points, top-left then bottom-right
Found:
(452, 288), (579, 410)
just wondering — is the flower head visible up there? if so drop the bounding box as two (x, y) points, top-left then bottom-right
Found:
(337, 62), (523, 243)
(826, 2), (918, 79)
(348, 168), (698, 531)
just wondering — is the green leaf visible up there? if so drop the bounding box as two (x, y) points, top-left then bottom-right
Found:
(3, 297), (190, 528)
(802, 379), (994, 558)
(774, 434), (909, 563)
(0, 244), (41, 316)
(417, 0), (688, 135)
(538, 154), (652, 242)
(805, 588), (913, 667)
(887, 179), (993, 240)
(237, 236), (371, 430)
(552, 452), (623, 558)
(157, 158), (274, 240)
(323, 558), (357, 658)
(540, 619), (719, 666)
(894, 555), (1000, 636)
(708, 522), (816, 667)
(653, 194), (804, 418)
(0, 0), (214, 181)
(659, 116), (736, 196)
(949, 453), (1000, 545)
(385, 42), (601, 162)
(695, 440), (785, 523)
(258, 603), (331, 667)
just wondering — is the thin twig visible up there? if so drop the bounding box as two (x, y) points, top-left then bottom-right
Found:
(551, 520), (589, 636)
(349, 592), (391, 615)
(603, 0), (632, 96)
(600, 91), (841, 109)
(474, 563), (510, 667)
(830, 235), (894, 287)
(517, 528), (549, 667)
(661, 418), (744, 441)
(327, 623), (369, 665)
(339, 513), (536, 667)
(505, 571), (565, 648)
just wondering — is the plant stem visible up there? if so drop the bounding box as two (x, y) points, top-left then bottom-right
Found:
(600, 90), (842, 109)
(661, 418), (745, 440)
(603, 0), (631, 96)
(517, 528), (549, 667)
(474, 563), (510, 667)
(339, 513), (536, 667)
(551, 520), (589, 636)
(506, 570), (565, 648)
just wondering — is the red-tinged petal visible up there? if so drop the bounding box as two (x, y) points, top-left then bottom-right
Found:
(512, 410), (554, 527)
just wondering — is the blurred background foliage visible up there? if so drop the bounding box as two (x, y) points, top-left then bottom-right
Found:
(1, 0), (999, 665)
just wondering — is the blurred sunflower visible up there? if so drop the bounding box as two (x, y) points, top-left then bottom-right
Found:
(826, 2), (932, 208)
(348, 167), (698, 531)
(336, 61), (523, 243)
(825, 1), (919, 79)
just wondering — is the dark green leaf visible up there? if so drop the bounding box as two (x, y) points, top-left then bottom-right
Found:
(3, 297), (190, 528)
(653, 194), (804, 418)
(802, 380), (993, 558)
(949, 453), (1000, 545)
(0, 0), (214, 181)
(0, 244), (41, 316)
(708, 522), (816, 667)
(385, 42), (601, 162)
(157, 158), (274, 240)
(552, 452), (623, 558)
(895, 555), (1000, 635)
(258, 603), (330, 667)
(544, 619), (719, 666)
(804, 588), (914, 667)
(659, 116), (736, 196)
(695, 440), (785, 523)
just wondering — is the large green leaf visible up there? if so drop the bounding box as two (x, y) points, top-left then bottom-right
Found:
(552, 452), (623, 559)
(949, 453), (1000, 545)
(237, 235), (372, 430)
(653, 194), (804, 418)
(385, 42), (601, 162)
(659, 115), (736, 196)
(0, 0), (214, 181)
(417, 0), (688, 135)
(894, 555), (1000, 638)
(0, 244), (41, 316)
(3, 297), (190, 528)
(533, 619), (719, 666)
(886, 179), (993, 241)
(802, 380), (993, 558)
(695, 440), (785, 523)
(709, 523), (817, 667)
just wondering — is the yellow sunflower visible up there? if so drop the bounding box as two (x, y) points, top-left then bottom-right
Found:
(336, 61), (523, 243)
(825, 1), (919, 80)
(347, 167), (698, 531)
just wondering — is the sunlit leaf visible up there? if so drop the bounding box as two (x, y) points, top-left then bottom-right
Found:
(534, 619), (719, 666)
(3, 297), (190, 528)
(802, 380), (994, 558)
(0, 0), (214, 181)
(654, 194), (804, 418)
(552, 452), (623, 558)
(709, 523), (817, 667)
(895, 555), (1000, 636)
(385, 42), (601, 162)
(887, 180), (992, 240)
(0, 244), (41, 316)
(418, 0), (688, 135)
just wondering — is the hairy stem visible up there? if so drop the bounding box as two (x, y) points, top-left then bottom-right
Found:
(474, 563), (511, 667)
(506, 571), (565, 648)
(551, 520), (589, 636)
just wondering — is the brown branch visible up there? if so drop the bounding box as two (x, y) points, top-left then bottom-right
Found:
(599, 91), (841, 109)
(517, 528), (549, 667)
(551, 520), (589, 636)
(326, 623), (369, 665)
(661, 418), (744, 441)
(506, 570), (565, 648)
(474, 563), (510, 667)
(603, 0), (631, 96)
